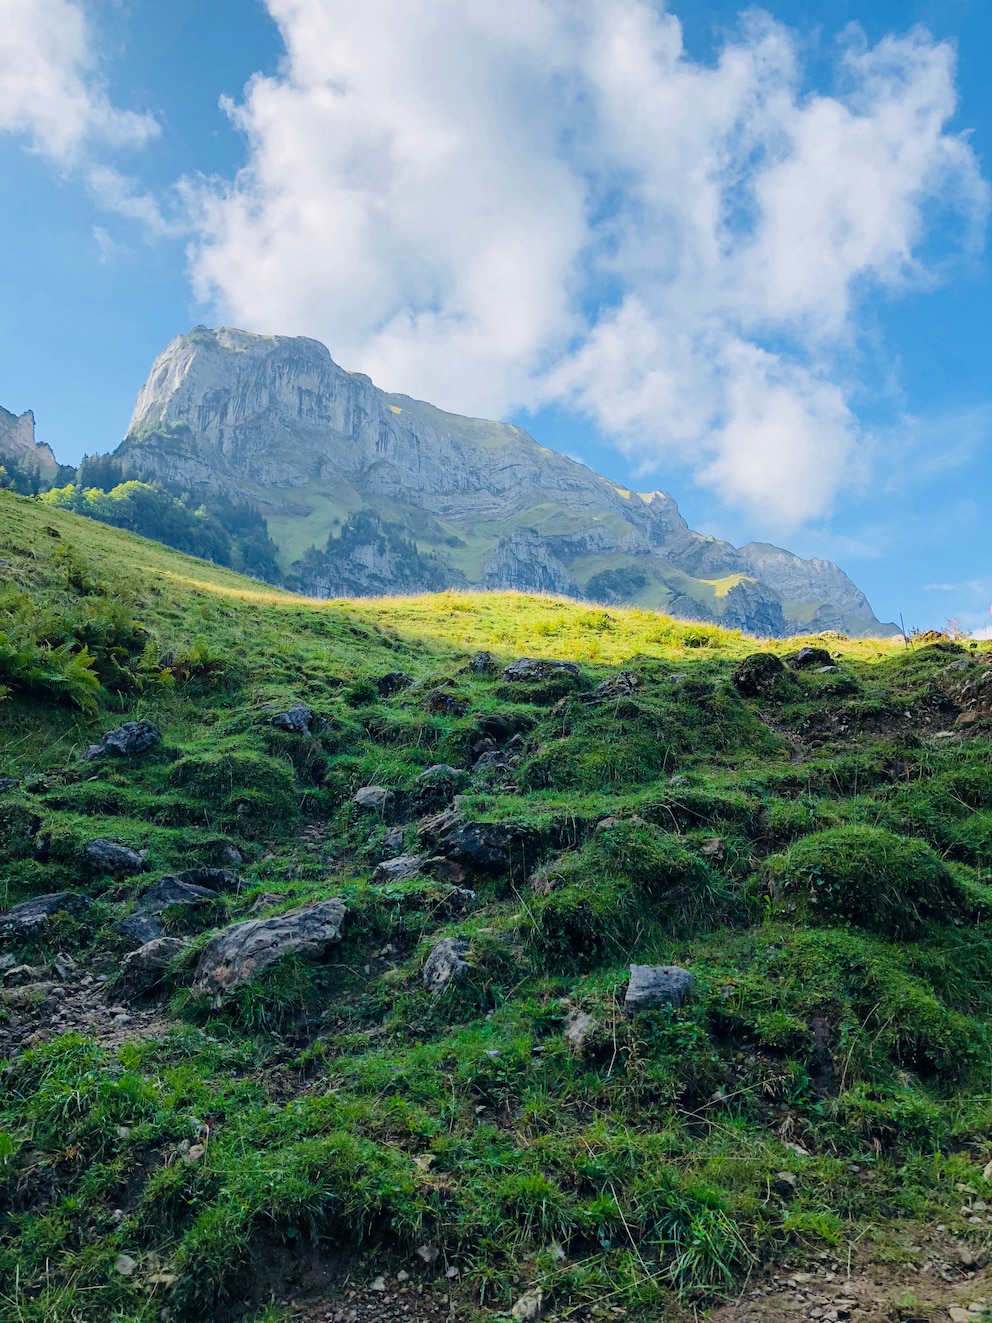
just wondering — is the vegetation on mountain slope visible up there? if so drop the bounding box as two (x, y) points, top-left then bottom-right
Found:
(0, 488), (990, 1322)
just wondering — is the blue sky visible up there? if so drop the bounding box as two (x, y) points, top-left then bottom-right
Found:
(0, 0), (988, 634)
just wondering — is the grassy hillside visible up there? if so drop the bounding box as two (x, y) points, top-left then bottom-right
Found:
(1, 488), (991, 1323)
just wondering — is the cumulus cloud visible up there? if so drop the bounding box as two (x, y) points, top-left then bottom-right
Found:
(184, 3), (987, 523)
(0, 0), (157, 163)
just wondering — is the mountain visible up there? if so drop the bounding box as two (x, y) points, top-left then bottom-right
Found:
(115, 325), (891, 636)
(0, 406), (59, 482)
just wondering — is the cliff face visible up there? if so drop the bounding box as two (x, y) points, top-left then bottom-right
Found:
(0, 407), (58, 473)
(118, 326), (892, 637)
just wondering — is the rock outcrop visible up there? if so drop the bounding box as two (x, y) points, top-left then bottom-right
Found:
(192, 899), (346, 998)
(0, 407), (58, 474)
(113, 327), (894, 637)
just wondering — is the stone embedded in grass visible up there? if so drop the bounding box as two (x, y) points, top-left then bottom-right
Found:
(353, 786), (395, 811)
(118, 936), (187, 993)
(624, 964), (695, 1012)
(412, 763), (470, 810)
(371, 855), (424, 884)
(177, 867), (243, 893)
(423, 936), (471, 992)
(467, 650), (497, 674)
(503, 657), (581, 682)
(786, 646), (834, 670)
(136, 877), (219, 913)
(731, 652), (788, 698)
(438, 820), (538, 873)
(83, 719), (162, 762)
(192, 898), (347, 998)
(113, 913), (165, 947)
(375, 670), (414, 695)
(268, 703), (314, 735)
(84, 838), (146, 876)
(424, 688), (469, 716)
(588, 670), (641, 701)
(0, 891), (91, 939)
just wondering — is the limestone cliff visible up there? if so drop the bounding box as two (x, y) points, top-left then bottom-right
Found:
(0, 407), (58, 474)
(116, 326), (892, 637)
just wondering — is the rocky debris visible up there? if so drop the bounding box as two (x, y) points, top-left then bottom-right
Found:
(0, 891), (90, 938)
(588, 670), (642, 701)
(772, 1171), (798, 1199)
(249, 892), (287, 914)
(192, 899), (346, 998)
(375, 671), (415, 696)
(418, 807), (466, 847)
(471, 749), (517, 778)
(503, 657), (581, 683)
(437, 820), (537, 873)
(422, 857), (469, 886)
(83, 720), (162, 762)
(564, 1009), (596, 1051)
(423, 937), (471, 992)
(424, 689), (469, 716)
(511, 1288), (544, 1320)
(466, 651), (498, 674)
(137, 877), (219, 912)
(787, 646), (835, 671)
(624, 964), (695, 1012)
(85, 838), (146, 876)
(118, 937), (187, 993)
(371, 855), (424, 884)
(114, 913), (165, 946)
(701, 837), (727, 861)
(269, 703), (315, 735)
(413, 764), (470, 810)
(177, 867), (243, 892)
(731, 652), (788, 698)
(353, 786), (395, 811)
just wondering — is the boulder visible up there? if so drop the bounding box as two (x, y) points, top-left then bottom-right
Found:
(83, 720), (162, 763)
(269, 704), (314, 735)
(177, 867), (243, 893)
(353, 786), (395, 811)
(375, 671), (414, 696)
(418, 807), (466, 846)
(438, 821), (540, 873)
(786, 646), (834, 671)
(588, 670), (641, 701)
(371, 855), (424, 884)
(118, 937), (186, 992)
(424, 689), (469, 716)
(730, 652), (787, 699)
(423, 937), (471, 992)
(503, 658), (581, 683)
(413, 764), (470, 810)
(192, 898), (347, 998)
(0, 892), (90, 938)
(624, 964), (695, 1012)
(136, 877), (219, 913)
(85, 838), (146, 876)
(467, 651), (498, 674)
(114, 913), (165, 946)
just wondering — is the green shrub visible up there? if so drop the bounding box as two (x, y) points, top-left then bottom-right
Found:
(767, 825), (967, 937)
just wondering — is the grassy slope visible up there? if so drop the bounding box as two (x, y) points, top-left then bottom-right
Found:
(1, 488), (991, 1322)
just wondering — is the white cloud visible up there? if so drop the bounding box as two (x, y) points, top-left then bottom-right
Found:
(181, 1), (988, 526)
(0, 0), (157, 163)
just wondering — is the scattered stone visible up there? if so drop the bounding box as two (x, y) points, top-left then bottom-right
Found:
(136, 877), (219, 913)
(624, 964), (695, 1012)
(375, 671), (414, 696)
(83, 720), (162, 763)
(418, 807), (466, 845)
(564, 1009), (596, 1050)
(249, 892), (286, 914)
(114, 913), (166, 947)
(371, 855), (424, 884)
(467, 651), (497, 674)
(422, 857), (469, 886)
(269, 704), (314, 735)
(588, 670), (641, 701)
(118, 937), (187, 993)
(370, 1277), (387, 1293)
(85, 838), (146, 876)
(772, 1171), (798, 1199)
(950, 1309), (971, 1323)
(115, 1254), (138, 1277)
(423, 937), (471, 992)
(192, 899), (346, 999)
(956, 712), (979, 727)
(424, 689), (469, 716)
(787, 646), (834, 670)
(416, 1245), (439, 1266)
(413, 764), (470, 809)
(0, 892), (90, 938)
(731, 652), (787, 698)
(220, 843), (244, 867)
(512, 1288), (545, 1320)
(183, 1142), (206, 1164)
(177, 867), (242, 893)
(700, 836), (726, 861)
(438, 820), (535, 872)
(503, 657), (581, 683)
(353, 786), (395, 811)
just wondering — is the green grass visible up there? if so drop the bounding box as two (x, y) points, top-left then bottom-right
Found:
(0, 487), (991, 1322)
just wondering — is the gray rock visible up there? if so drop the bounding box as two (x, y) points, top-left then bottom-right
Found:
(177, 867), (243, 893)
(136, 877), (218, 913)
(269, 704), (314, 735)
(118, 937), (186, 992)
(503, 658), (581, 683)
(353, 786), (394, 811)
(192, 898), (346, 998)
(371, 855), (424, 884)
(589, 670), (641, 701)
(423, 937), (471, 992)
(730, 652), (787, 699)
(83, 720), (162, 762)
(467, 651), (497, 674)
(85, 838), (146, 876)
(114, 913), (165, 946)
(0, 892), (90, 938)
(624, 964), (695, 1012)
(375, 671), (414, 696)
(413, 763), (470, 810)
(786, 646), (834, 671)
